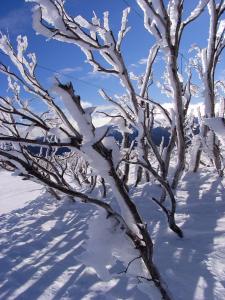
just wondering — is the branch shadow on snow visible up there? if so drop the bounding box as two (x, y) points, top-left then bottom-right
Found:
(0, 192), (151, 300)
(134, 172), (225, 300)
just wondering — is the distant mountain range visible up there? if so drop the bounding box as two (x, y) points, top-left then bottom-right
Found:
(108, 126), (170, 147)
(28, 126), (171, 156)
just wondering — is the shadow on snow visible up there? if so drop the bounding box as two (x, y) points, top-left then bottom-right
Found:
(0, 192), (150, 300)
(132, 171), (225, 300)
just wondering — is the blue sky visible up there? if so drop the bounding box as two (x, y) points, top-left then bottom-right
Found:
(0, 0), (224, 109)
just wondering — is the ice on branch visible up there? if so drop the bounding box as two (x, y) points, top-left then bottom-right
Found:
(183, 0), (210, 25)
(53, 82), (94, 142)
(117, 7), (131, 51)
(204, 117), (225, 147)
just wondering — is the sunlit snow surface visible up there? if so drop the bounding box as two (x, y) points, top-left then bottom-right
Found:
(0, 169), (225, 299)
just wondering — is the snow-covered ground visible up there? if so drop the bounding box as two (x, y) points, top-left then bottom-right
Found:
(0, 169), (225, 299)
(0, 172), (42, 214)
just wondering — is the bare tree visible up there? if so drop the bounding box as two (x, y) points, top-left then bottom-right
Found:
(0, 0), (220, 298)
(136, 0), (211, 189)
(189, 0), (225, 175)
(23, 0), (185, 233)
(0, 28), (174, 300)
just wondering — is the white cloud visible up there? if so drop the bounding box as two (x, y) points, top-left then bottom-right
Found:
(81, 100), (92, 108)
(58, 67), (82, 74)
(138, 58), (148, 65)
(155, 101), (223, 124)
(152, 102), (205, 125)
(160, 102), (205, 115)
(47, 66), (82, 83)
(81, 71), (112, 81)
(130, 63), (138, 68)
(96, 104), (115, 111)
(138, 53), (162, 65)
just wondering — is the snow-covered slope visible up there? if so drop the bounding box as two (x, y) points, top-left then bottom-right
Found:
(132, 171), (225, 300)
(0, 169), (225, 299)
(0, 171), (149, 300)
(0, 171), (42, 214)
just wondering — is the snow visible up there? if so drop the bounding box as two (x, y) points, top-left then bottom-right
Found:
(1, 166), (225, 299)
(117, 7), (131, 51)
(27, 0), (65, 30)
(132, 169), (225, 300)
(168, 0), (179, 45)
(183, 0), (210, 25)
(103, 11), (110, 31)
(204, 117), (225, 147)
(52, 83), (94, 143)
(189, 134), (201, 171)
(140, 44), (159, 97)
(77, 209), (143, 281)
(217, 19), (225, 39)
(0, 170), (150, 300)
(1, 1), (224, 298)
(0, 171), (42, 214)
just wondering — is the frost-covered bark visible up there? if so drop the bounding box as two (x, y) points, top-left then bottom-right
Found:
(190, 0), (225, 175)
(24, 0), (183, 238)
(0, 31), (173, 299)
(136, 0), (209, 189)
(1, 1), (220, 298)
